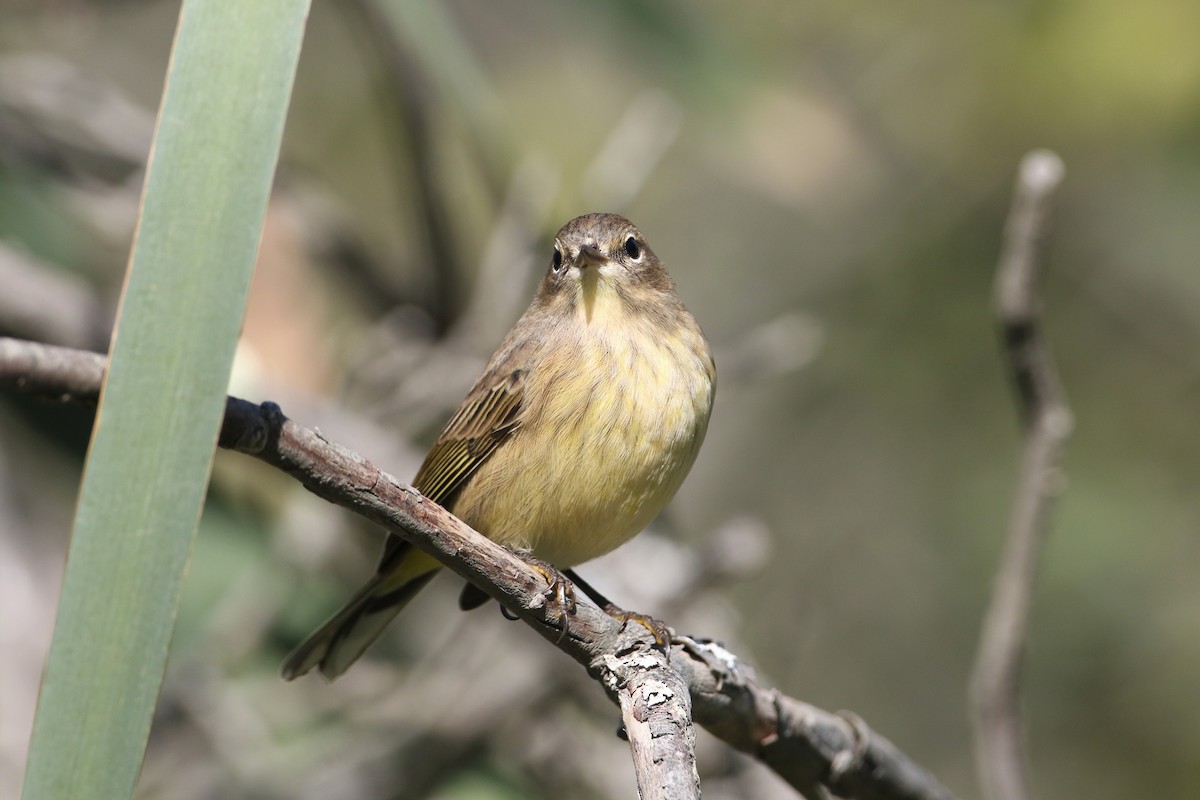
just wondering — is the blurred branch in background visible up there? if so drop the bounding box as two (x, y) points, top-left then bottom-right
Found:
(344, 0), (470, 332)
(0, 52), (151, 328)
(971, 151), (1072, 800)
(581, 89), (683, 211)
(0, 241), (109, 349)
(352, 0), (514, 200)
(0, 336), (954, 800)
(0, 52), (152, 183)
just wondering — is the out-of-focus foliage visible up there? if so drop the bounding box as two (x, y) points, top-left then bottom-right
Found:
(1, 1), (1197, 799)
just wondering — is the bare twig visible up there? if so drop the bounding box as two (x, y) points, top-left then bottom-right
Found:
(0, 337), (105, 403)
(1, 336), (957, 800)
(970, 150), (1072, 800)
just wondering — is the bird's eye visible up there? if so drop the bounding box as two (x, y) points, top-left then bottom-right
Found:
(552, 247), (563, 271)
(624, 236), (641, 260)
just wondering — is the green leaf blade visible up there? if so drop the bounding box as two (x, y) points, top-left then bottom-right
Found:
(22, 1), (311, 798)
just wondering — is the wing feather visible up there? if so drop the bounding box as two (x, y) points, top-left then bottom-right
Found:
(378, 367), (526, 572)
(413, 371), (525, 504)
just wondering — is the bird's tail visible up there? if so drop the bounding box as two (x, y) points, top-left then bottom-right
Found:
(282, 547), (441, 681)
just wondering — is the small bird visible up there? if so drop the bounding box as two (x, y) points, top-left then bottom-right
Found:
(282, 212), (716, 680)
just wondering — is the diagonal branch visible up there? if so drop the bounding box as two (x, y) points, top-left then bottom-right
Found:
(970, 150), (1072, 800)
(1, 336), (957, 800)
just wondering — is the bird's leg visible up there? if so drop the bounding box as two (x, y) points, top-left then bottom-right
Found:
(513, 552), (576, 640)
(563, 569), (673, 653)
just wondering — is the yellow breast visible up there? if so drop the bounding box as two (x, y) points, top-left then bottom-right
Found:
(450, 277), (714, 567)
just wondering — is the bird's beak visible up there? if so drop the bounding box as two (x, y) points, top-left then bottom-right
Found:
(577, 244), (606, 267)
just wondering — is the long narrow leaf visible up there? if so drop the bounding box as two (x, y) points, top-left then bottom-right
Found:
(22, 1), (311, 798)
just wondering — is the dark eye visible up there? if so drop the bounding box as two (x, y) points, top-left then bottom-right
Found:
(624, 236), (641, 260)
(552, 247), (563, 271)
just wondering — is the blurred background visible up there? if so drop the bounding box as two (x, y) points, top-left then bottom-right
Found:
(2, 1), (1199, 798)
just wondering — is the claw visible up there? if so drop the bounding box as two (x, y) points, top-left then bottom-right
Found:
(516, 553), (576, 641)
(604, 607), (673, 655)
(558, 569), (672, 655)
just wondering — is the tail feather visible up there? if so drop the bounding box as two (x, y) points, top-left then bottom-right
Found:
(282, 552), (440, 681)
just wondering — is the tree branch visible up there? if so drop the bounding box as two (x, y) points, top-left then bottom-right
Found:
(970, 150), (1072, 800)
(1, 336), (956, 800)
(608, 648), (701, 799)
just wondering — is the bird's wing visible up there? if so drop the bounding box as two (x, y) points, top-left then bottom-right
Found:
(413, 366), (526, 504)
(378, 366), (527, 571)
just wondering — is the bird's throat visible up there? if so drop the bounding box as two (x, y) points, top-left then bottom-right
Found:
(579, 268), (599, 323)
(578, 268), (625, 325)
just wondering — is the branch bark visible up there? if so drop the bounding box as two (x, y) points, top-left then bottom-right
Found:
(608, 649), (701, 799)
(970, 150), (1072, 800)
(1, 336), (957, 800)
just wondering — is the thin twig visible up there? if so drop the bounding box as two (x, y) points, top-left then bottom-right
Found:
(970, 150), (1072, 800)
(1, 336), (958, 800)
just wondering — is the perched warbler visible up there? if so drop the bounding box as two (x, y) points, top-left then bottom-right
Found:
(283, 212), (715, 680)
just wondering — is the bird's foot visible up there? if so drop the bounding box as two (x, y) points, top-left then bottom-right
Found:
(514, 552), (576, 641)
(603, 606), (673, 654)
(562, 568), (673, 655)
